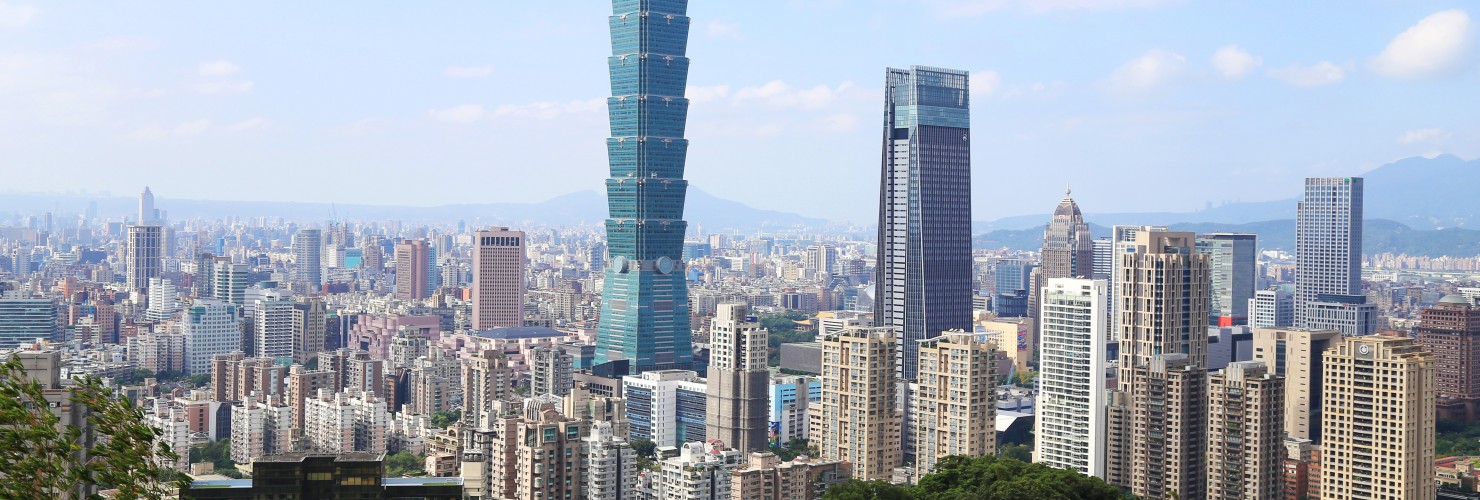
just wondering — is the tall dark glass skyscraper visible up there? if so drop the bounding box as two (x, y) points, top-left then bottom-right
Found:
(596, 0), (694, 373)
(875, 66), (973, 381)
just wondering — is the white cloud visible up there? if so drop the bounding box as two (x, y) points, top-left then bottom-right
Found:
(687, 84), (731, 104)
(0, 2), (39, 27)
(1267, 61), (1345, 87)
(126, 119), (212, 141)
(491, 99), (603, 120)
(1396, 127), (1449, 144)
(971, 70), (1001, 98)
(1211, 45), (1262, 78)
(428, 104), (485, 123)
(732, 80), (855, 109)
(86, 37), (160, 53)
(228, 117), (270, 132)
(443, 65), (493, 78)
(706, 21), (741, 39)
(1107, 49), (1187, 93)
(816, 113), (859, 132)
(191, 80), (254, 95)
(1370, 9), (1474, 79)
(197, 60), (241, 77)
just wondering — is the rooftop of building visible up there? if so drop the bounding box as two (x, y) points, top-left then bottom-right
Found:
(256, 451), (384, 463)
(469, 326), (566, 340)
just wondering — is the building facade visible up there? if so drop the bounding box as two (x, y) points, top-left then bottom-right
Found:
(913, 331), (996, 473)
(706, 303), (770, 454)
(1035, 278), (1108, 478)
(393, 239), (430, 301)
(621, 369), (706, 448)
(1197, 233), (1257, 327)
(594, 0), (696, 373)
(1295, 177), (1363, 327)
(291, 229), (322, 292)
(1320, 334), (1435, 500)
(1250, 287), (1294, 329)
(813, 327), (901, 480)
(182, 299), (240, 375)
(471, 228), (526, 330)
(1206, 361), (1285, 500)
(1251, 327), (1340, 442)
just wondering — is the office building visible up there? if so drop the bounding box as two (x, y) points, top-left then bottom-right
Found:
(126, 225), (163, 302)
(1251, 327), (1340, 442)
(291, 297), (326, 365)
(1206, 361), (1285, 500)
(1036, 190), (1094, 337)
(914, 331), (997, 473)
(621, 369), (706, 447)
(1417, 295), (1480, 417)
(393, 240), (429, 301)
(212, 258), (250, 307)
(1035, 278), (1108, 478)
(769, 375), (819, 446)
(813, 327), (901, 480)
(182, 453), (464, 500)
(1250, 287), (1294, 329)
(1320, 334), (1435, 500)
(1091, 237), (1113, 279)
(0, 298), (59, 348)
(461, 349), (513, 430)
(471, 228), (525, 330)
(729, 452), (853, 500)
(706, 303), (770, 454)
(1197, 233), (1257, 326)
(595, 0), (696, 373)
(875, 65), (973, 382)
(529, 345), (574, 397)
(138, 186), (158, 224)
(1105, 229), (1210, 499)
(981, 318), (1033, 373)
(143, 277), (181, 322)
(1295, 177), (1363, 327)
(291, 229), (322, 292)
(992, 258), (1034, 298)
(1305, 293), (1378, 337)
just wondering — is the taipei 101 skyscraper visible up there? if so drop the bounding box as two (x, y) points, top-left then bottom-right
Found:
(595, 0), (695, 373)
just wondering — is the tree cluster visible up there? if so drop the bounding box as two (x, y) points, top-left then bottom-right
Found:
(385, 451), (426, 477)
(430, 409), (461, 428)
(822, 455), (1133, 500)
(761, 310), (816, 366)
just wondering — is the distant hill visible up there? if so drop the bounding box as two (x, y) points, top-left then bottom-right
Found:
(975, 154), (1480, 232)
(0, 187), (828, 232)
(976, 218), (1480, 257)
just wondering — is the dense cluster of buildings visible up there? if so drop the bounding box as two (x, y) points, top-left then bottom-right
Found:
(2, 2), (1478, 500)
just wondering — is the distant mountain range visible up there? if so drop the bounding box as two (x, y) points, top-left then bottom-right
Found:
(975, 154), (1480, 233)
(975, 219), (1480, 257)
(0, 187), (830, 232)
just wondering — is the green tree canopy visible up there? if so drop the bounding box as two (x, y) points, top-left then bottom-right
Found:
(385, 451), (425, 477)
(0, 355), (188, 498)
(822, 480), (913, 500)
(823, 455), (1132, 500)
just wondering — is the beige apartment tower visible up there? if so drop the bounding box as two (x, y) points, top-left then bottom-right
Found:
(1206, 360), (1285, 500)
(706, 303), (771, 454)
(1251, 327), (1340, 441)
(812, 326), (901, 480)
(1320, 334), (1436, 500)
(472, 228), (525, 330)
(1105, 229), (1210, 500)
(914, 330), (997, 474)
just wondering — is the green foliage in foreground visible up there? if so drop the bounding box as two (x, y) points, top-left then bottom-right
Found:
(1437, 419), (1480, 458)
(0, 355), (189, 498)
(823, 455), (1133, 500)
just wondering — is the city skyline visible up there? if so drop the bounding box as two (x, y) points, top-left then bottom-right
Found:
(0, 2), (1475, 222)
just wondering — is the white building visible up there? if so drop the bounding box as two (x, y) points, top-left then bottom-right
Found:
(144, 402), (191, 472)
(303, 389), (387, 454)
(768, 375), (818, 446)
(252, 290), (295, 361)
(182, 299), (240, 375)
(128, 328), (186, 374)
(144, 277), (181, 322)
(1250, 288), (1294, 329)
(621, 370), (707, 447)
(229, 395), (293, 466)
(654, 441), (740, 500)
(1035, 278), (1108, 478)
(584, 421), (637, 500)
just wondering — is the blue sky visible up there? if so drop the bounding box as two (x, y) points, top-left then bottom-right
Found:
(0, 1), (1476, 222)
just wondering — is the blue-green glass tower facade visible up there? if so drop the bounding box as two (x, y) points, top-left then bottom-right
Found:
(595, 0), (694, 372)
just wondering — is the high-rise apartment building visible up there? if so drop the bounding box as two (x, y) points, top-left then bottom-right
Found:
(302, 389), (387, 455)
(126, 225), (162, 302)
(813, 327), (901, 480)
(1417, 295), (1480, 417)
(706, 303), (769, 454)
(875, 66), (973, 382)
(292, 228), (323, 292)
(229, 395), (293, 466)
(1036, 190), (1094, 333)
(1105, 229), (1209, 499)
(143, 277), (181, 322)
(914, 331), (996, 474)
(1251, 327), (1340, 442)
(471, 228), (525, 330)
(729, 452), (853, 500)
(1206, 361), (1285, 500)
(253, 289), (296, 362)
(393, 239), (430, 301)
(529, 345), (574, 397)
(1036, 278), (1108, 478)
(291, 297), (326, 365)
(1320, 334), (1435, 500)
(653, 441), (740, 500)
(1197, 233), (1257, 326)
(1295, 177), (1363, 327)
(461, 349), (513, 430)
(182, 299), (240, 375)
(212, 353), (286, 403)
(584, 421), (637, 500)
(1250, 287), (1294, 329)
(595, 0), (695, 373)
